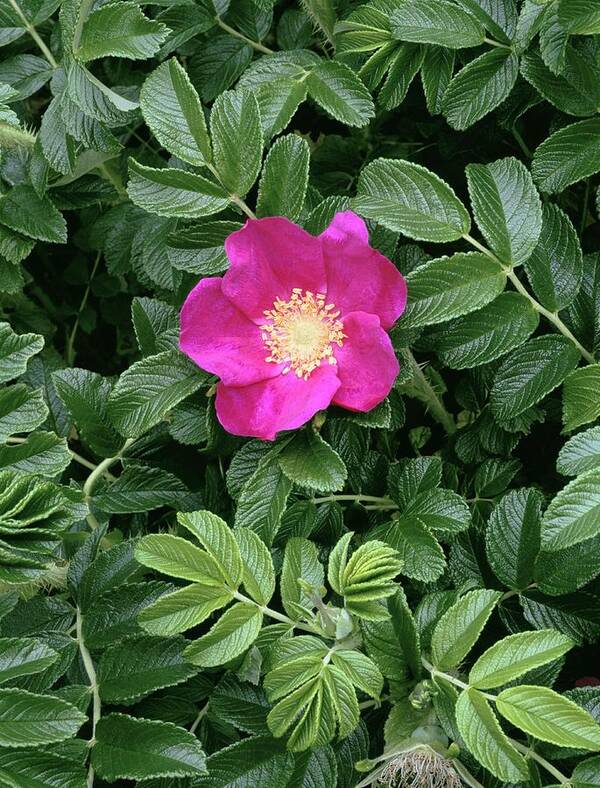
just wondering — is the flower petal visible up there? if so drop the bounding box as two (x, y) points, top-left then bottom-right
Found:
(320, 211), (407, 329)
(333, 311), (399, 412)
(180, 277), (281, 386)
(223, 217), (327, 323)
(215, 366), (340, 441)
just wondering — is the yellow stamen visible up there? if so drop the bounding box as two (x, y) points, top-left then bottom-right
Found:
(260, 290), (346, 380)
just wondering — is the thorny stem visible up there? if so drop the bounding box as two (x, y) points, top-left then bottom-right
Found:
(7, 0), (58, 67)
(83, 438), (135, 529)
(66, 252), (101, 367)
(232, 589), (323, 635)
(405, 349), (457, 434)
(215, 16), (274, 54)
(76, 607), (100, 788)
(510, 739), (570, 785)
(463, 233), (596, 363)
(6, 436), (116, 479)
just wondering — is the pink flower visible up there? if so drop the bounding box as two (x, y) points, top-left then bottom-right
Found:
(179, 211), (407, 441)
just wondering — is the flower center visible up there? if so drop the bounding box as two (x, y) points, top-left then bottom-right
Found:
(261, 289), (346, 379)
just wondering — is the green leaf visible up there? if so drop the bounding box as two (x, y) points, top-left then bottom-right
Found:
(210, 674), (271, 736)
(0, 637), (58, 684)
(331, 650), (383, 699)
(524, 203), (583, 312)
(381, 517), (446, 583)
(563, 365), (600, 432)
(559, 1), (600, 34)
(456, 688), (528, 781)
(91, 713), (207, 780)
(0, 749), (87, 787)
(278, 430), (347, 493)
(469, 629), (574, 689)
(131, 296), (179, 356)
(234, 527), (276, 606)
(430, 292), (539, 369)
(307, 61), (374, 128)
(0, 186), (66, 244)
(0, 431), (71, 478)
(167, 221), (239, 276)
(485, 488), (542, 590)
(338, 540), (402, 617)
(353, 158), (471, 242)
(98, 635), (198, 703)
(0, 385), (47, 443)
(0, 323), (43, 385)
(402, 252), (506, 329)
(490, 335), (580, 420)
(193, 735), (293, 787)
(76, 1), (168, 61)
(442, 49), (519, 130)
(388, 587), (421, 679)
(135, 534), (227, 584)
(496, 685), (600, 749)
(405, 488), (470, 534)
(290, 746), (338, 787)
(138, 583), (233, 637)
(256, 77), (308, 139)
(521, 47), (600, 118)
(234, 450), (293, 546)
(541, 467), (600, 551)
(184, 602), (263, 667)
(557, 426), (600, 476)
(256, 134), (310, 222)
(280, 536), (323, 620)
(107, 349), (207, 437)
(53, 368), (122, 457)
(390, 0), (485, 47)
(421, 46), (455, 114)
(431, 589), (502, 670)
(573, 755), (600, 787)
(378, 44), (424, 111)
(93, 464), (189, 513)
(127, 160), (229, 219)
(466, 157), (542, 266)
(0, 688), (86, 747)
(387, 456), (442, 509)
(178, 510), (242, 589)
(210, 88), (263, 196)
(140, 58), (211, 167)
(302, 0), (336, 45)
(532, 118), (600, 193)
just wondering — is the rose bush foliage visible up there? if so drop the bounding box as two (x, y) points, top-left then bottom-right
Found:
(1, 0), (600, 785)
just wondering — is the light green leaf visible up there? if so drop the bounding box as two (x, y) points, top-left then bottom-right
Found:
(431, 589), (502, 670)
(234, 527), (276, 606)
(127, 160), (229, 219)
(210, 88), (263, 197)
(541, 467), (600, 551)
(469, 630), (574, 689)
(280, 537), (323, 620)
(456, 688), (528, 781)
(134, 534), (227, 585)
(97, 635), (197, 703)
(442, 49), (519, 130)
(496, 685), (600, 750)
(466, 157), (542, 266)
(485, 487), (542, 590)
(278, 430), (347, 493)
(489, 335), (580, 420)
(0, 637), (58, 684)
(107, 348), (207, 437)
(140, 58), (211, 166)
(0, 385), (47, 443)
(353, 158), (471, 242)
(557, 426), (600, 476)
(331, 650), (383, 699)
(0, 688), (86, 747)
(307, 61), (374, 128)
(138, 583), (233, 636)
(524, 203), (583, 312)
(76, 1), (169, 61)
(184, 602), (263, 667)
(532, 118), (600, 193)
(390, 0), (485, 47)
(402, 252), (506, 329)
(178, 510), (242, 589)
(256, 134), (310, 221)
(91, 713), (207, 780)
(563, 365), (600, 432)
(340, 540), (402, 616)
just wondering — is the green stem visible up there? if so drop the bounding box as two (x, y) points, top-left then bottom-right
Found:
(7, 0), (57, 67)
(580, 178), (591, 237)
(421, 657), (496, 701)
(83, 438), (134, 529)
(189, 702), (209, 734)
(232, 590), (323, 635)
(76, 607), (100, 788)
(510, 739), (570, 785)
(66, 252), (101, 367)
(512, 125), (532, 159)
(405, 349), (456, 434)
(463, 233), (595, 363)
(205, 162), (257, 219)
(311, 493), (395, 506)
(215, 16), (274, 54)
(483, 36), (511, 50)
